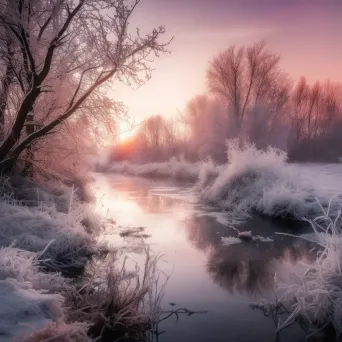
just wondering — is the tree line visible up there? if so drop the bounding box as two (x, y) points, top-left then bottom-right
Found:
(111, 41), (342, 163)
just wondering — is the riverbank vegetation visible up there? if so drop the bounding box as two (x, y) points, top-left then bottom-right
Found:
(0, 175), (169, 341)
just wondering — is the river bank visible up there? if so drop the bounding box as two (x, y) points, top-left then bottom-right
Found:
(0, 175), (163, 342)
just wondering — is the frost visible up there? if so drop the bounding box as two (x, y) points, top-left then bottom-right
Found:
(0, 278), (64, 341)
(107, 156), (206, 182)
(0, 177), (96, 272)
(221, 236), (241, 246)
(238, 230), (253, 240)
(0, 177), (95, 340)
(268, 205), (342, 339)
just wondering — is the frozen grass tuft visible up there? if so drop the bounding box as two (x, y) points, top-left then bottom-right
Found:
(64, 244), (167, 341)
(0, 245), (67, 292)
(265, 202), (342, 340)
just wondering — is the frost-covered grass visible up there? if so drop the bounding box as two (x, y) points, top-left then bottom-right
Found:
(248, 203), (342, 340)
(0, 176), (95, 340)
(106, 156), (220, 182)
(0, 177), (96, 273)
(271, 204), (342, 340)
(64, 245), (167, 341)
(0, 246), (66, 292)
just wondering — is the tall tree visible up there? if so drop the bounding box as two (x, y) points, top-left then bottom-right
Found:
(207, 41), (289, 126)
(0, 0), (170, 172)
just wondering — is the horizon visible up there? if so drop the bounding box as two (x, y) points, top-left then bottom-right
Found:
(113, 0), (342, 139)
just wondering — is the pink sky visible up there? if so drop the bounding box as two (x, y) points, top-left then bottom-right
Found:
(112, 0), (342, 133)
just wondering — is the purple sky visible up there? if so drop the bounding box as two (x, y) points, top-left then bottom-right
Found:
(113, 0), (342, 136)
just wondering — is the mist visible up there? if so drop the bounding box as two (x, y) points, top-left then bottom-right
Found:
(1, 1), (342, 342)
(108, 42), (342, 165)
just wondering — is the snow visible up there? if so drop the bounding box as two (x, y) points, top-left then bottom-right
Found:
(0, 177), (96, 341)
(0, 279), (64, 342)
(0, 246), (66, 341)
(104, 140), (342, 222)
(221, 236), (242, 246)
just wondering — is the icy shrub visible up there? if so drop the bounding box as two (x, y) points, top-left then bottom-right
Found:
(195, 158), (222, 190)
(200, 140), (341, 220)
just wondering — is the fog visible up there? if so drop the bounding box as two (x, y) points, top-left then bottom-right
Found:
(109, 42), (342, 165)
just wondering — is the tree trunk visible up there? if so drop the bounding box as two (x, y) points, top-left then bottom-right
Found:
(22, 112), (35, 176)
(0, 36), (14, 141)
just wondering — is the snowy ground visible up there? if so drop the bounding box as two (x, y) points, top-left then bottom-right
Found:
(0, 177), (94, 340)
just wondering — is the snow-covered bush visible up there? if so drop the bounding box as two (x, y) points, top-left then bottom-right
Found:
(199, 140), (342, 220)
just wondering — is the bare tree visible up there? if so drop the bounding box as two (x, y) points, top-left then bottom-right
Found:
(289, 78), (342, 161)
(0, 0), (170, 172)
(207, 41), (289, 126)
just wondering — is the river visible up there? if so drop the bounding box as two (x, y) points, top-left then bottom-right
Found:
(93, 173), (320, 342)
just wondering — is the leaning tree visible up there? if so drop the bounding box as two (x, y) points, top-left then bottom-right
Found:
(0, 0), (170, 174)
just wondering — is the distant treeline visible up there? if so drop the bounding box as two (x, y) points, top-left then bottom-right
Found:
(110, 41), (342, 163)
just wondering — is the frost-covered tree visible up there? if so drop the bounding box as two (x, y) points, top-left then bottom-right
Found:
(206, 41), (290, 126)
(0, 0), (170, 174)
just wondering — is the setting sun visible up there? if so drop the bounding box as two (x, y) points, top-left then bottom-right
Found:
(117, 121), (137, 142)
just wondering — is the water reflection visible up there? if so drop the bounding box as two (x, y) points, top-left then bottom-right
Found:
(207, 239), (314, 295)
(96, 174), (316, 342)
(110, 176), (192, 214)
(184, 213), (315, 294)
(103, 175), (316, 297)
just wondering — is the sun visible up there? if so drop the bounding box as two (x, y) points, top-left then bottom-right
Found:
(117, 121), (136, 142)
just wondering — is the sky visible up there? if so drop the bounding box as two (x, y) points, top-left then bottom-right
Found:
(112, 0), (342, 137)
